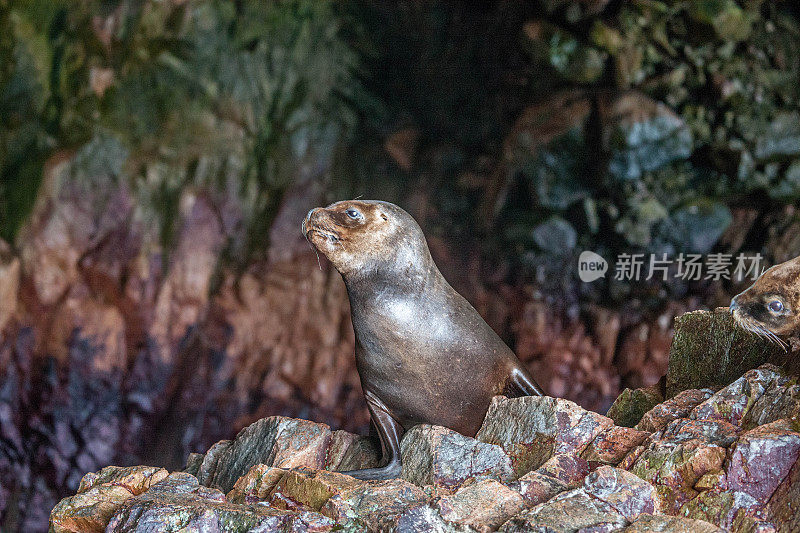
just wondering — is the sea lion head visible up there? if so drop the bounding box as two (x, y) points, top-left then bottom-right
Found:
(730, 255), (800, 348)
(301, 200), (429, 279)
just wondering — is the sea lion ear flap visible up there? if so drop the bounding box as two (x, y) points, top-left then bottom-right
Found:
(380, 212), (388, 221)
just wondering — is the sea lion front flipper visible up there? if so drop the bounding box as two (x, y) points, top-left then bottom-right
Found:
(341, 391), (403, 480)
(507, 365), (545, 397)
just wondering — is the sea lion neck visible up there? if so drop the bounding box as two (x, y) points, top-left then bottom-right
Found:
(342, 251), (441, 297)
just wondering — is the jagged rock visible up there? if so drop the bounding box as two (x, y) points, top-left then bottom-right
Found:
(581, 425), (650, 465)
(325, 430), (380, 472)
(534, 452), (590, 488)
(77, 466), (170, 496)
(476, 395), (613, 476)
(50, 466), (170, 533)
(197, 417), (334, 492)
(606, 384), (663, 428)
(726, 419), (800, 502)
(435, 479), (524, 532)
(498, 488), (627, 532)
(678, 488), (765, 531)
(511, 471), (569, 506)
(582, 466), (659, 520)
(690, 366), (797, 429)
(319, 475), (428, 531)
(226, 464), (288, 504)
(104, 472), (336, 532)
(666, 310), (788, 397)
(395, 506), (478, 533)
(637, 389), (713, 433)
(627, 419), (732, 513)
(50, 484), (136, 533)
(401, 425), (515, 491)
(623, 513), (724, 532)
(398, 479), (524, 533)
(766, 452), (800, 532)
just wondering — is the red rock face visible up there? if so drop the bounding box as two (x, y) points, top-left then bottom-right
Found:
(0, 154), (707, 531)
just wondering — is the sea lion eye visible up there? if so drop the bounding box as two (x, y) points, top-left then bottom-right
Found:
(768, 300), (784, 314)
(346, 209), (362, 220)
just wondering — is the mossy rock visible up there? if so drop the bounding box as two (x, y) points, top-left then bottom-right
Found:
(665, 309), (789, 398)
(606, 384), (664, 428)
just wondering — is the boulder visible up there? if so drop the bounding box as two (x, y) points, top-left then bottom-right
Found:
(637, 389), (713, 433)
(397, 479), (524, 533)
(197, 416), (333, 492)
(581, 425), (651, 465)
(476, 396), (613, 476)
(582, 466), (659, 520)
(498, 488), (627, 532)
(606, 384), (663, 428)
(623, 513), (724, 532)
(665, 310), (788, 398)
(401, 425), (515, 491)
(104, 472), (336, 532)
(726, 419), (800, 502)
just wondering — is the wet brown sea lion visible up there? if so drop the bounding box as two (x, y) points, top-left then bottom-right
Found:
(730, 254), (800, 351)
(302, 200), (544, 480)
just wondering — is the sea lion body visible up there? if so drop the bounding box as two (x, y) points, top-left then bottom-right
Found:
(302, 200), (543, 479)
(731, 254), (800, 349)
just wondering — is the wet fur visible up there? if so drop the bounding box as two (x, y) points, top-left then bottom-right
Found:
(730, 255), (800, 351)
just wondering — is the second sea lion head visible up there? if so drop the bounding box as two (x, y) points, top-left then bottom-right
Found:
(730, 255), (800, 347)
(302, 200), (429, 279)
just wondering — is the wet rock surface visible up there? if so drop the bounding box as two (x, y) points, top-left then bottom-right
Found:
(50, 361), (800, 532)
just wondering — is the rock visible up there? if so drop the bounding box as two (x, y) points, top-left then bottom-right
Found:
(49, 465), (170, 533)
(637, 389), (714, 433)
(316, 471), (428, 531)
(690, 366), (795, 428)
(476, 396), (613, 477)
(599, 91), (693, 183)
(77, 465), (170, 495)
(502, 90), (592, 212)
(765, 451), (800, 532)
(325, 430), (380, 472)
(267, 468), (365, 511)
(627, 418), (732, 513)
(535, 452), (590, 488)
(665, 310), (788, 398)
(105, 472), (336, 532)
(623, 513), (724, 532)
(606, 384), (663, 428)
(50, 485), (137, 533)
(498, 488), (626, 532)
(679, 488), (764, 531)
(581, 426), (651, 465)
(687, 0), (752, 41)
(434, 479), (525, 532)
(198, 416), (333, 493)
(522, 21), (608, 84)
(226, 464), (288, 504)
(396, 506), (478, 533)
(401, 425), (515, 491)
(511, 471), (570, 506)
(726, 420), (800, 503)
(582, 466), (659, 520)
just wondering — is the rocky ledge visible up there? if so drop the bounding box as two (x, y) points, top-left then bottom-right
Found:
(50, 361), (800, 533)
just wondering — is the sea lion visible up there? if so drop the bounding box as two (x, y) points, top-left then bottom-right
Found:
(302, 200), (544, 480)
(730, 254), (800, 351)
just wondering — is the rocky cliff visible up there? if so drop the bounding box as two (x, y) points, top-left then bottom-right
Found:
(50, 361), (800, 532)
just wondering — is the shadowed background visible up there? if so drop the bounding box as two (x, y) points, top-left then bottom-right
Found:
(1, 0), (800, 530)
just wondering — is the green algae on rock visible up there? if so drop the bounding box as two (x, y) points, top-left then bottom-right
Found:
(666, 309), (789, 398)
